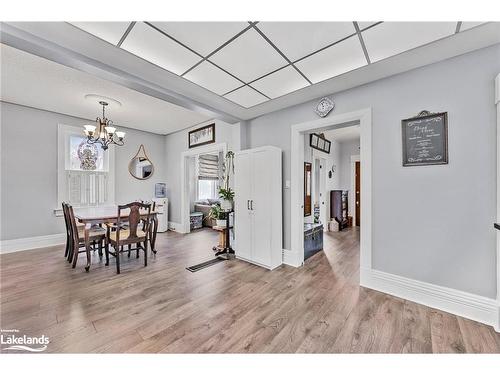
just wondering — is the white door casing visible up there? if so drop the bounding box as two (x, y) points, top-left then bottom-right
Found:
(290, 108), (372, 273)
(180, 142), (227, 234)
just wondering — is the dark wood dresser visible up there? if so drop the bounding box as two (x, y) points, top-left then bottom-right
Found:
(330, 190), (349, 231)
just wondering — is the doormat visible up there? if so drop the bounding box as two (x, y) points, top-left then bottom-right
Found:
(186, 257), (227, 272)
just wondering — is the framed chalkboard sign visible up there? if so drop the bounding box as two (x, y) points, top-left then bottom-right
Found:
(402, 111), (448, 167)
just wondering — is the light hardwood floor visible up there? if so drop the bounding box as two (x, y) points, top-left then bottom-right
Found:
(1, 227), (499, 353)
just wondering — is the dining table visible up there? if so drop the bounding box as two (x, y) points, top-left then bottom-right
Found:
(74, 206), (158, 271)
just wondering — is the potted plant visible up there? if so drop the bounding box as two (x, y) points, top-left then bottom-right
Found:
(219, 151), (235, 211)
(208, 203), (226, 227)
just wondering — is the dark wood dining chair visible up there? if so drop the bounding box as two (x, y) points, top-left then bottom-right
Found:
(62, 202), (85, 262)
(62, 202), (72, 260)
(105, 202), (152, 274)
(66, 203), (106, 269)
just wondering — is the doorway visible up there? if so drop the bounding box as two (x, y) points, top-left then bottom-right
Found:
(289, 108), (372, 272)
(180, 142), (227, 234)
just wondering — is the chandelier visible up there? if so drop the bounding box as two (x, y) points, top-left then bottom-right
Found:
(83, 101), (125, 150)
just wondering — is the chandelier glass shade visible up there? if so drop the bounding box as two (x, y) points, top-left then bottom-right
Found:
(84, 101), (125, 150)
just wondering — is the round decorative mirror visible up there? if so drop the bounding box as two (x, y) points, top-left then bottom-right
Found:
(129, 144), (154, 180)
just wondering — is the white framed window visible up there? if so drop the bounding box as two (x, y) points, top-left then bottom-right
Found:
(197, 179), (218, 200)
(196, 153), (220, 201)
(57, 124), (115, 210)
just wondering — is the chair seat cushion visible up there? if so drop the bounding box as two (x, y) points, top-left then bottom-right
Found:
(77, 227), (106, 240)
(108, 229), (147, 243)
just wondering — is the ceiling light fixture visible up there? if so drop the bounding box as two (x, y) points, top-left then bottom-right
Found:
(84, 101), (125, 150)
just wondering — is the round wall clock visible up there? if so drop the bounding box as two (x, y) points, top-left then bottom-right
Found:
(314, 97), (335, 117)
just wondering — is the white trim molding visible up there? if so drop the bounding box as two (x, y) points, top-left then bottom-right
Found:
(282, 249), (302, 267)
(180, 142), (227, 234)
(495, 72), (500, 331)
(0, 233), (66, 254)
(290, 108), (372, 268)
(362, 268), (500, 332)
(167, 221), (185, 233)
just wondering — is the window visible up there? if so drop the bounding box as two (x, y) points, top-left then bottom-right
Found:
(57, 124), (115, 209)
(198, 179), (218, 200)
(197, 153), (220, 200)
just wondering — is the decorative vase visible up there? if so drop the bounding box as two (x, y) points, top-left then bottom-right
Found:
(216, 219), (226, 227)
(220, 198), (232, 211)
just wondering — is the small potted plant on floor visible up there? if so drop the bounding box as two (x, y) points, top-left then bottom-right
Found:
(208, 203), (226, 227)
(219, 151), (235, 211)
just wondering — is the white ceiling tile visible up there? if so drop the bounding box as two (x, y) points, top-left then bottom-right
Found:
(183, 61), (242, 95)
(224, 86), (268, 108)
(295, 36), (367, 84)
(357, 22), (379, 30)
(149, 22), (249, 56)
(257, 22), (356, 61)
(251, 66), (309, 98)
(362, 22), (457, 62)
(460, 22), (486, 31)
(120, 22), (201, 75)
(70, 22), (131, 45)
(209, 28), (288, 83)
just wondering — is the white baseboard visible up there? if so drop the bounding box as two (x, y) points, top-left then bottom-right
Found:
(0, 233), (66, 254)
(361, 268), (500, 332)
(283, 249), (302, 267)
(168, 221), (187, 233)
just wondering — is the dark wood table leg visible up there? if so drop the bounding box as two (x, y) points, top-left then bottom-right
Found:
(84, 223), (91, 272)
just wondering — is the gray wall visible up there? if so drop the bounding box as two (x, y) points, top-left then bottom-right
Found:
(0, 101), (166, 240)
(246, 44), (500, 298)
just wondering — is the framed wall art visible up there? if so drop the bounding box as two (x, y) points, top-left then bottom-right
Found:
(402, 111), (448, 166)
(188, 123), (215, 148)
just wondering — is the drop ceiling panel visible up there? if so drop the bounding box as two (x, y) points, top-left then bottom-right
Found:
(460, 22), (486, 31)
(362, 22), (457, 62)
(150, 22), (249, 56)
(120, 22), (201, 75)
(70, 22), (131, 45)
(357, 22), (379, 31)
(183, 61), (243, 95)
(209, 28), (288, 83)
(224, 86), (268, 108)
(295, 36), (367, 84)
(251, 66), (310, 99)
(257, 22), (356, 61)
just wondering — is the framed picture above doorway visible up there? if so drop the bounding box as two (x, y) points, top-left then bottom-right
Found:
(188, 123), (215, 148)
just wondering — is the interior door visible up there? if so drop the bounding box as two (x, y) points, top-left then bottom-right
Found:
(319, 158), (327, 226)
(304, 162), (312, 217)
(234, 152), (252, 260)
(355, 161), (361, 226)
(250, 150), (272, 266)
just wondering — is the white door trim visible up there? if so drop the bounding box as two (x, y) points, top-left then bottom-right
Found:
(290, 108), (372, 271)
(495, 73), (500, 331)
(180, 142), (227, 234)
(351, 154), (360, 227)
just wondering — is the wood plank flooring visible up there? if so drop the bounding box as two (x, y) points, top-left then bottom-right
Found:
(1, 227), (499, 353)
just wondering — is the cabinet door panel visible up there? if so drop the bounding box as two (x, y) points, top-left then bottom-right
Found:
(250, 150), (272, 266)
(234, 152), (252, 260)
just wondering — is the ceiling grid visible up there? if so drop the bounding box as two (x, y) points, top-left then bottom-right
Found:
(70, 21), (483, 108)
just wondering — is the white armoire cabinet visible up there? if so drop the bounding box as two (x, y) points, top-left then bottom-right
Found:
(234, 146), (282, 270)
